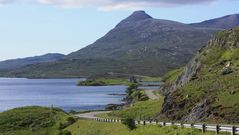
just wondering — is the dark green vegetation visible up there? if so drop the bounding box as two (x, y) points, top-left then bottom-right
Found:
(3, 11), (239, 78)
(77, 75), (161, 86)
(122, 118), (136, 130)
(66, 120), (223, 135)
(0, 106), (74, 135)
(0, 53), (65, 70)
(125, 83), (149, 103)
(160, 27), (239, 124)
(77, 79), (107, 86)
(77, 78), (130, 86)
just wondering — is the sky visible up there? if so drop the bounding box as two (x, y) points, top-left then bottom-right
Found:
(0, 0), (239, 61)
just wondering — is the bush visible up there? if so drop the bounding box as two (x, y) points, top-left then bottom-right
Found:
(58, 117), (76, 130)
(122, 118), (136, 130)
(59, 130), (71, 135)
(126, 83), (138, 95)
(77, 79), (106, 86)
(67, 117), (76, 125)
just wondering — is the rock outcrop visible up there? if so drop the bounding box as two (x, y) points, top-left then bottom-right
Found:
(160, 27), (239, 123)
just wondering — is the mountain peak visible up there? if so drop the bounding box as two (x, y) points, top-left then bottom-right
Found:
(124, 10), (152, 22)
(115, 10), (152, 27)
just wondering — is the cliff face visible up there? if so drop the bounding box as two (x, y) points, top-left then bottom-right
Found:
(160, 27), (239, 123)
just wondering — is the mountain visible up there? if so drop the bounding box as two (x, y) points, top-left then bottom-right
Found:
(0, 53), (65, 70)
(160, 27), (239, 123)
(1, 11), (239, 78)
(64, 11), (217, 77)
(190, 14), (239, 29)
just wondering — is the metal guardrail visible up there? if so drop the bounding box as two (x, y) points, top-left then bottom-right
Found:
(94, 118), (239, 135)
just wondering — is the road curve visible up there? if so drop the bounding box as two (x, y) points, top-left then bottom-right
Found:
(75, 111), (111, 119)
(145, 90), (160, 100)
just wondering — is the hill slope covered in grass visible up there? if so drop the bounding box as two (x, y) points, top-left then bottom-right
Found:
(0, 106), (73, 135)
(160, 27), (239, 124)
(67, 120), (221, 135)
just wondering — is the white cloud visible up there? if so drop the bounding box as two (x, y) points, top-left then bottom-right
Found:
(0, 0), (15, 4)
(0, 0), (218, 10)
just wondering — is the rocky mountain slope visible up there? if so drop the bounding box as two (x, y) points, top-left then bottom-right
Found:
(1, 11), (239, 78)
(160, 27), (239, 123)
(66, 11), (216, 77)
(0, 53), (65, 70)
(190, 14), (239, 29)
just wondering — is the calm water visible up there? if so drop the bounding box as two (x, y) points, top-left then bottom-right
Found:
(0, 78), (126, 112)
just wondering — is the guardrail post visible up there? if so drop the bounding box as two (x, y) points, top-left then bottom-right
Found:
(180, 123), (184, 128)
(202, 124), (206, 133)
(163, 122), (166, 126)
(216, 125), (220, 135)
(155, 120), (158, 125)
(191, 123), (194, 128)
(231, 126), (236, 135)
(143, 121), (146, 125)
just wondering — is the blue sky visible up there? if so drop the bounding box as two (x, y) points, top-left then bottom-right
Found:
(0, 0), (239, 61)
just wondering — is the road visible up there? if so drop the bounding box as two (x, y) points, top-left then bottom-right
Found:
(145, 90), (160, 100)
(75, 111), (111, 119)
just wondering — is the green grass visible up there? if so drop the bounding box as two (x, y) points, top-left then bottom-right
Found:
(162, 68), (183, 85)
(78, 78), (130, 86)
(98, 98), (164, 120)
(0, 106), (73, 135)
(139, 76), (161, 82)
(67, 120), (228, 135)
(97, 78), (130, 85)
(163, 28), (239, 123)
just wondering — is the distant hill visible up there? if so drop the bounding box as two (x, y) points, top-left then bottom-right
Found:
(0, 53), (65, 70)
(160, 27), (239, 123)
(1, 11), (239, 78)
(190, 14), (239, 29)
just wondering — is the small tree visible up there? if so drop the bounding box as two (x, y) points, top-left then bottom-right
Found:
(126, 83), (138, 95)
(129, 76), (137, 83)
(122, 118), (136, 130)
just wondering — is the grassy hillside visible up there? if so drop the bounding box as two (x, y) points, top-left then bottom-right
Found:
(98, 98), (164, 120)
(161, 27), (239, 123)
(67, 120), (224, 135)
(0, 106), (74, 135)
